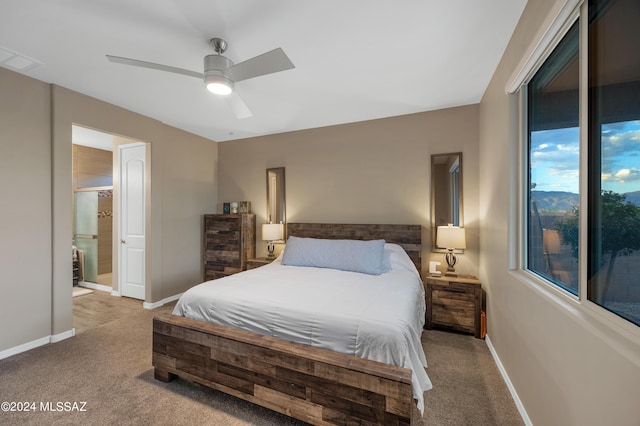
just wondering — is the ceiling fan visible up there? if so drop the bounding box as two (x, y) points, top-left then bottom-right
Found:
(106, 38), (295, 119)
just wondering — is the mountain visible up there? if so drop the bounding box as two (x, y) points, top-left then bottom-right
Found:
(531, 191), (579, 213)
(532, 190), (640, 213)
(624, 190), (640, 206)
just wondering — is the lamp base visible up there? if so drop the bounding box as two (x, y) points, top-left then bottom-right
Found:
(267, 241), (275, 258)
(444, 250), (458, 275)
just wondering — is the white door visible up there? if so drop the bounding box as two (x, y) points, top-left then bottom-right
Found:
(119, 142), (147, 300)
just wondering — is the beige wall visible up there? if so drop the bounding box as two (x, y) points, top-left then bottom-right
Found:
(479, 0), (640, 424)
(0, 68), (218, 353)
(218, 105), (479, 276)
(0, 68), (52, 350)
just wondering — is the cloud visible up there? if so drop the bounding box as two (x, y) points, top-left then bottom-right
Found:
(601, 167), (640, 185)
(601, 124), (640, 175)
(531, 138), (579, 172)
(530, 121), (640, 193)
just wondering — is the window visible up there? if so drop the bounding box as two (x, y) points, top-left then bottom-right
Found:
(588, 0), (640, 325)
(524, 0), (640, 327)
(527, 21), (580, 295)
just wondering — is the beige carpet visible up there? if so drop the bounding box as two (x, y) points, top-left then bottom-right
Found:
(0, 295), (523, 425)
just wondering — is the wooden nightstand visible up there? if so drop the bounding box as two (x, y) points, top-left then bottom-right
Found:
(245, 257), (276, 270)
(424, 274), (486, 338)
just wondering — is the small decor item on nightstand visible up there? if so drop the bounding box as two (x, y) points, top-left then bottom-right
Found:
(239, 201), (251, 214)
(262, 222), (284, 258)
(230, 202), (238, 214)
(223, 202), (230, 214)
(429, 261), (442, 276)
(436, 224), (466, 276)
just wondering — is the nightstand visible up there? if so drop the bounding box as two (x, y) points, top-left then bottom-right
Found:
(424, 274), (486, 338)
(245, 257), (276, 270)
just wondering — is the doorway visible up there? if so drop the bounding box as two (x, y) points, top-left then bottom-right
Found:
(71, 125), (149, 320)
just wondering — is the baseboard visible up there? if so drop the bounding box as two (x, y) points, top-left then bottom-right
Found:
(485, 335), (533, 426)
(0, 336), (50, 360)
(50, 328), (75, 343)
(78, 281), (112, 293)
(80, 283), (179, 308)
(143, 292), (183, 310)
(0, 328), (75, 360)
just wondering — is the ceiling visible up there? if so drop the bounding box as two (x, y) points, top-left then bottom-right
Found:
(0, 0), (527, 143)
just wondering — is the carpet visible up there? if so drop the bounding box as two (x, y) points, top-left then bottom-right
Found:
(0, 293), (524, 425)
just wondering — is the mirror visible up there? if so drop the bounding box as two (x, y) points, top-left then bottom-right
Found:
(431, 153), (463, 252)
(266, 167), (286, 227)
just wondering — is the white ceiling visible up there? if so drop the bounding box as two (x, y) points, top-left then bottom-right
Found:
(0, 0), (526, 143)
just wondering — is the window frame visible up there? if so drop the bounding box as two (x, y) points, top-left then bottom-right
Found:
(509, 0), (640, 343)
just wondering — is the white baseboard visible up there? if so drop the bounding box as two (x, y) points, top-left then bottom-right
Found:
(0, 336), (50, 360)
(0, 328), (75, 360)
(485, 335), (532, 426)
(143, 292), (183, 310)
(50, 328), (75, 343)
(78, 281), (112, 293)
(1, 290), (181, 360)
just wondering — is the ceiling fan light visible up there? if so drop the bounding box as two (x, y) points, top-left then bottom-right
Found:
(205, 74), (234, 95)
(207, 82), (233, 95)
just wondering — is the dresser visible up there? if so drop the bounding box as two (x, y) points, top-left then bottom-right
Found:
(203, 214), (256, 280)
(424, 274), (486, 338)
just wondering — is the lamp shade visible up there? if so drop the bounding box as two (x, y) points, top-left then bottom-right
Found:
(262, 223), (284, 241)
(436, 225), (466, 249)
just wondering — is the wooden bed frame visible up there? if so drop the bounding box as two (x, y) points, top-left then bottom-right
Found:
(153, 223), (423, 425)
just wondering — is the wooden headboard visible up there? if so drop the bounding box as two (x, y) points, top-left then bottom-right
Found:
(286, 223), (422, 272)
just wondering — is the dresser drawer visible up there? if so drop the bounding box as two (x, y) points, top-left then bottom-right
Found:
(432, 286), (475, 329)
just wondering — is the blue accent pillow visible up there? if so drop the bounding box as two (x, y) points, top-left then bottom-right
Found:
(281, 236), (387, 275)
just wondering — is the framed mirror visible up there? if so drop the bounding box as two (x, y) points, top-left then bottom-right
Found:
(431, 153), (463, 252)
(266, 167), (286, 226)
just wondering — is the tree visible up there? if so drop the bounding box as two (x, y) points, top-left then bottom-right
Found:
(556, 190), (640, 303)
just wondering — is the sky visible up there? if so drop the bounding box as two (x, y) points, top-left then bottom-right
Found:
(530, 120), (640, 195)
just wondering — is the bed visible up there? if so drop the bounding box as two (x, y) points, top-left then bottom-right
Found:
(153, 223), (429, 425)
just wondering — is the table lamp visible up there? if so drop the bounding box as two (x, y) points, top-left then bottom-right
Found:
(262, 223), (284, 258)
(436, 224), (466, 275)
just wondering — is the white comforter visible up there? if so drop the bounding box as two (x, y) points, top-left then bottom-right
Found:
(173, 249), (432, 413)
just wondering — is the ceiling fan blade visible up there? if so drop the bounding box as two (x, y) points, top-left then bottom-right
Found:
(225, 48), (294, 83)
(225, 91), (253, 119)
(106, 55), (203, 79)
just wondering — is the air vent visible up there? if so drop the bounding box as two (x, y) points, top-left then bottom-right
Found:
(0, 46), (41, 72)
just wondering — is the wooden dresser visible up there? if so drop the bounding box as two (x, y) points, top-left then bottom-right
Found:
(203, 214), (256, 280)
(425, 274), (486, 338)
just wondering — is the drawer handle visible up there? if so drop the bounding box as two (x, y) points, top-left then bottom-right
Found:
(440, 287), (467, 293)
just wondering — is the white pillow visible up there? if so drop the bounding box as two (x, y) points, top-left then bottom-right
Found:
(281, 236), (386, 275)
